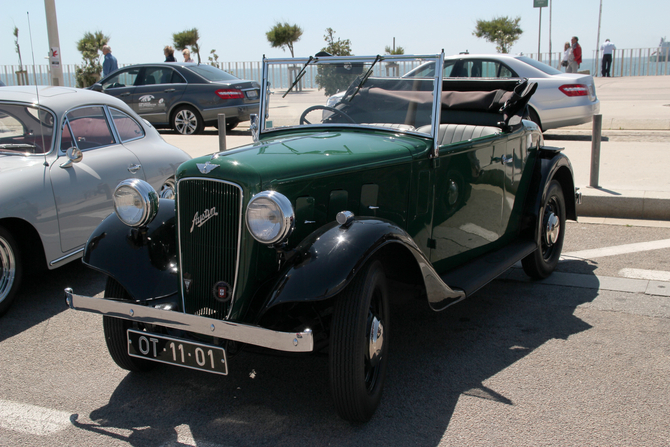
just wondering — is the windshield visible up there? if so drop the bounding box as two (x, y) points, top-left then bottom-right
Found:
(261, 55), (442, 136)
(0, 103), (55, 154)
(188, 64), (240, 82)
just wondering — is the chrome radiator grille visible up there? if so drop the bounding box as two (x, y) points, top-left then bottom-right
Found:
(177, 178), (242, 319)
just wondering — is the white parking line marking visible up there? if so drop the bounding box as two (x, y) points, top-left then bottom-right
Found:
(619, 268), (670, 281)
(158, 423), (228, 447)
(562, 238), (670, 260)
(0, 399), (71, 435)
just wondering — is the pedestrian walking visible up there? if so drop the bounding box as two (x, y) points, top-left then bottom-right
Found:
(102, 45), (118, 78)
(600, 39), (616, 77)
(560, 42), (572, 72)
(567, 36), (582, 73)
(164, 46), (176, 62)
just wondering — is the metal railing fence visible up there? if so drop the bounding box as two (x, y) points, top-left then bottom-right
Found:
(2, 47), (669, 87)
(524, 46), (670, 76)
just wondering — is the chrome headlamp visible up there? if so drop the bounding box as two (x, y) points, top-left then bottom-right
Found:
(245, 191), (294, 245)
(113, 179), (159, 227)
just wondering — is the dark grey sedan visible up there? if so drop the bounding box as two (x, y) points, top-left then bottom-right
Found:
(92, 63), (260, 135)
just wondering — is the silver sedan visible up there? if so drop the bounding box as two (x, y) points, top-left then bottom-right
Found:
(405, 54), (600, 131)
(0, 86), (190, 315)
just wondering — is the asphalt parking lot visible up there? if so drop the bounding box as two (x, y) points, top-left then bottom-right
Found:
(1, 76), (668, 446)
(1, 218), (669, 446)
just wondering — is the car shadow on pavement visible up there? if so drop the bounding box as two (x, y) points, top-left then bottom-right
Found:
(70, 262), (599, 446)
(0, 260), (106, 343)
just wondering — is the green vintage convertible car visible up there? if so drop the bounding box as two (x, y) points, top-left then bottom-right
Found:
(66, 53), (579, 422)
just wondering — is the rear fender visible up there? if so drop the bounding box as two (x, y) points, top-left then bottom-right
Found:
(83, 199), (179, 302)
(524, 147), (578, 228)
(261, 218), (464, 314)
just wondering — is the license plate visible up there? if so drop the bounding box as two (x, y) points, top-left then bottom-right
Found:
(246, 90), (258, 99)
(127, 329), (228, 375)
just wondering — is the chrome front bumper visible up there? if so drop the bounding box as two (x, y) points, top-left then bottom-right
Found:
(64, 288), (313, 353)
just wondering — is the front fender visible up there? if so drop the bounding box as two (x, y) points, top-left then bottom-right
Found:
(83, 199), (178, 302)
(262, 218), (464, 313)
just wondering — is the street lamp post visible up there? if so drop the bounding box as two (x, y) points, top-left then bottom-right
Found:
(534, 0), (549, 62)
(44, 0), (64, 86)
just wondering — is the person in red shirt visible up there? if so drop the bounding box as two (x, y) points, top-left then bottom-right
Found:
(567, 36), (582, 73)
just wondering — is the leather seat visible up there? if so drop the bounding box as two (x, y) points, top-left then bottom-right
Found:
(416, 124), (500, 145)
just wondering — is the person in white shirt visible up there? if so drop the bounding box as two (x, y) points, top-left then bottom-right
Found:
(600, 39), (616, 77)
(560, 42), (572, 72)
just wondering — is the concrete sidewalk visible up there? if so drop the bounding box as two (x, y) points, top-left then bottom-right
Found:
(547, 76), (670, 220)
(162, 75), (670, 221)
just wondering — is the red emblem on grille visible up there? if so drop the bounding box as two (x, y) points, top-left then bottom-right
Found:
(212, 281), (231, 303)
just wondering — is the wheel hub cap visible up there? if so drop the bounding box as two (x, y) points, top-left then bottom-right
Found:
(544, 212), (560, 246)
(0, 237), (17, 301)
(368, 316), (384, 367)
(447, 180), (459, 206)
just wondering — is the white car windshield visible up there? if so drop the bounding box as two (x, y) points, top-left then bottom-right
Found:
(261, 54), (443, 136)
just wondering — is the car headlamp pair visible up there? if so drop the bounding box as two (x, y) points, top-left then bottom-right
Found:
(113, 180), (295, 246)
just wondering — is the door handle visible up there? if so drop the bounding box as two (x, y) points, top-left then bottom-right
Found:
(120, 92), (130, 97)
(164, 88), (175, 92)
(501, 155), (513, 165)
(128, 164), (142, 174)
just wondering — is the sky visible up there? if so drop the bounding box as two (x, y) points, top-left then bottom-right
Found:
(2, 0), (669, 68)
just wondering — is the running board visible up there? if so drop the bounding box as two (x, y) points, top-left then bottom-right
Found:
(440, 239), (537, 298)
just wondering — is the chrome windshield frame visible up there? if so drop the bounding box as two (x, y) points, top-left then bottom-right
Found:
(258, 53), (444, 146)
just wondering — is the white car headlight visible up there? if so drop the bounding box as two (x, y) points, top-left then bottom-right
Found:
(246, 191), (294, 245)
(113, 179), (159, 227)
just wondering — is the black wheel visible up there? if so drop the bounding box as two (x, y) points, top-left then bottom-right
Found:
(0, 226), (22, 317)
(172, 106), (204, 135)
(330, 259), (389, 422)
(158, 176), (176, 199)
(225, 118), (240, 132)
(102, 277), (156, 372)
(522, 180), (566, 279)
(300, 105), (355, 125)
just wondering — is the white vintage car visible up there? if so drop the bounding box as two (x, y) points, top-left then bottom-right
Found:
(0, 86), (190, 315)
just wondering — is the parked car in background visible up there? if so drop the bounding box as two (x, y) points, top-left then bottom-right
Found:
(402, 53), (600, 131)
(91, 63), (261, 135)
(66, 53), (579, 422)
(0, 86), (190, 315)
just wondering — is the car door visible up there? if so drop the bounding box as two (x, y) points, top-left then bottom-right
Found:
(50, 105), (144, 253)
(131, 66), (187, 124)
(429, 134), (507, 270)
(101, 67), (141, 110)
